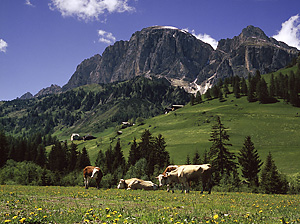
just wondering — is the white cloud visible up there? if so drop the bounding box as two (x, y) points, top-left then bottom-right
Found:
(0, 39), (8, 53)
(183, 28), (218, 50)
(25, 0), (34, 7)
(98, 29), (116, 44)
(273, 14), (300, 50)
(49, 0), (135, 21)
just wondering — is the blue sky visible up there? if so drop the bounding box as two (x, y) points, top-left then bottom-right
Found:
(0, 0), (300, 100)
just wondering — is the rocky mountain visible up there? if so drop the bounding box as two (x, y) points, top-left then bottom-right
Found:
(34, 84), (62, 98)
(198, 25), (299, 91)
(19, 92), (33, 100)
(61, 25), (299, 94)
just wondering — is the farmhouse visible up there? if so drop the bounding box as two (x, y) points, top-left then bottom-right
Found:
(165, 104), (184, 114)
(71, 133), (81, 141)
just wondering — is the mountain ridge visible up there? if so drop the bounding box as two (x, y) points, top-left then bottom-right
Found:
(19, 25), (299, 98)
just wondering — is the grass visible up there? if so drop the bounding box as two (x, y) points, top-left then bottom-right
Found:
(1, 185), (299, 223)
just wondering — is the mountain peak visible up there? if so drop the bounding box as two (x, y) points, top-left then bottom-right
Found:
(240, 25), (269, 41)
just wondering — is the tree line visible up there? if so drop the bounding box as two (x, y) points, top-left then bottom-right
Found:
(191, 68), (300, 107)
(0, 129), (170, 188)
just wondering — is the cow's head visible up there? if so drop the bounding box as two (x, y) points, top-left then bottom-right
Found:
(117, 179), (126, 189)
(91, 167), (100, 179)
(156, 174), (167, 187)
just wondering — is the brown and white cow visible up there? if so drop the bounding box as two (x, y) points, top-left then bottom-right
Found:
(156, 165), (180, 192)
(158, 164), (212, 194)
(117, 178), (158, 190)
(83, 166), (103, 189)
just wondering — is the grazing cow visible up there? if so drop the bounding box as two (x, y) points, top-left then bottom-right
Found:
(117, 178), (158, 190)
(159, 164), (212, 194)
(156, 165), (180, 192)
(83, 166), (103, 189)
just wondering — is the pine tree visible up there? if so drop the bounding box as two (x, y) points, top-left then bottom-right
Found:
(192, 150), (202, 164)
(205, 88), (212, 100)
(186, 154), (191, 165)
(247, 73), (257, 102)
(154, 134), (170, 170)
(209, 116), (237, 183)
(68, 142), (79, 171)
(138, 129), (155, 178)
(35, 144), (47, 167)
(48, 141), (67, 172)
(103, 145), (114, 174)
(233, 80), (241, 98)
(256, 78), (270, 103)
(127, 137), (140, 168)
(0, 130), (8, 167)
(238, 136), (262, 187)
(269, 74), (275, 98)
(190, 94), (195, 106)
(112, 139), (126, 175)
(195, 91), (203, 104)
(202, 149), (209, 164)
(95, 149), (105, 170)
(241, 77), (248, 95)
(76, 147), (91, 170)
(260, 152), (288, 194)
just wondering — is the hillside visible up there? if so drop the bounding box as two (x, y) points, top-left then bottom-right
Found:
(78, 93), (300, 176)
(69, 63), (300, 176)
(0, 76), (190, 137)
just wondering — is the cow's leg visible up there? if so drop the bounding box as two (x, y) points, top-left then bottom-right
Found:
(180, 183), (185, 193)
(187, 182), (191, 193)
(167, 184), (170, 192)
(200, 180), (205, 194)
(95, 178), (100, 189)
(208, 179), (212, 194)
(171, 183), (175, 193)
(184, 182), (190, 193)
(84, 176), (89, 189)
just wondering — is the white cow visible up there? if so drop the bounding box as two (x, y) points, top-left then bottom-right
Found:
(158, 164), (212, 194)
(156, 165), (180, 192)
(117, 178), (158, 190)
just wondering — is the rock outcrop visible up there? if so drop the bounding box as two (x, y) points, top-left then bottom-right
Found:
(62, 25), (299, 93)
(34, 84), (62, 98)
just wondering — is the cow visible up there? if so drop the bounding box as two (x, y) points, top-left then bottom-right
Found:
(156, 165), (180, 192)
(117, 178), (158, 190)
(158, 164), (212, 194)
(83, 166), (103, 189)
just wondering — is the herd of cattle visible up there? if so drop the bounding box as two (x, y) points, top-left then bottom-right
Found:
(83, 164), (212, 193)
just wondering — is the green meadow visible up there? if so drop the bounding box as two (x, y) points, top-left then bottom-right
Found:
(71, 93), (300, 176)
(1, 185), (299, 223)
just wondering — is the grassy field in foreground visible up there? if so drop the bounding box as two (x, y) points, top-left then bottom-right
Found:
(1, 185), (300, 223)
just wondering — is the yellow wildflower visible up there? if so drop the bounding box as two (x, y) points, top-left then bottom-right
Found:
(214, 214), (219, 219)
(4, 220), (11, 223)
(19, 218), (26, 223)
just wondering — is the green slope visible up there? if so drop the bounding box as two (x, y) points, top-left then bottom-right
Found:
(74, 93), (300, 176)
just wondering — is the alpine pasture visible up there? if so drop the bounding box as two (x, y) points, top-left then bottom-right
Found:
(1, 185), (300, 223)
